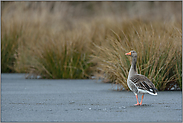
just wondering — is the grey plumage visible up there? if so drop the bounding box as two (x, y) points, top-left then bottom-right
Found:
(130, 74), (157, 94)
(125, 50), (157, 105)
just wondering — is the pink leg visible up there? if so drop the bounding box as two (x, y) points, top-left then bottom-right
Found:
(134, 95), (140, 106)
(139, 94), (144, 105)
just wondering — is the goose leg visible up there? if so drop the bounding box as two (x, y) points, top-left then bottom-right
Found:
(139, 94), (144, 105)
(134, 95), (140, 105)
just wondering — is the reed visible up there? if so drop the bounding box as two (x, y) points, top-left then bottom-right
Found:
(92, 19), (182, 90)
(1, 20), (23, 73)
(14, 24), (94, 79)
(2, 2), (181, 90)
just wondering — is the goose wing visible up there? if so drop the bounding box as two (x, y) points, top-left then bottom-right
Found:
(130, 74), (157, 94)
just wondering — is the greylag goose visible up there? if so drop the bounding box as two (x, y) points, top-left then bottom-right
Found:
(125, 51), (157, 106)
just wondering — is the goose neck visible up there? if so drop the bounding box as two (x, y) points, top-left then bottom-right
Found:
(128, 56), (137, 79)
(131, 56), (137, 72)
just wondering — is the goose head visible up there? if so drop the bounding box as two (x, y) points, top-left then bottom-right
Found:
(125, 50), (137, 57)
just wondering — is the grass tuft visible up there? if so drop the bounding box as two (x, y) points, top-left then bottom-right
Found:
(92, 19), (182, 91)
(1, 20), (23, 73)
(14, 26), (94, 79)
(1, 2), (182, 90)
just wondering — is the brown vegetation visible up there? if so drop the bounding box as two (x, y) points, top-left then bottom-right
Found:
(1, 1), (182, 90)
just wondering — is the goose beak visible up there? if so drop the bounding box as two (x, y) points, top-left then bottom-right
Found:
(125, 52), (131, 56)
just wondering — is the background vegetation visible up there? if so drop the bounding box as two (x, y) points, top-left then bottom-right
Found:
(1, 1), (182, 90)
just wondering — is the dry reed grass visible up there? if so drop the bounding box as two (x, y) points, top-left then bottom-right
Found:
(91, 19), (182, 91)
(1, 2), (182, 90)
(13, 21), (94, 79)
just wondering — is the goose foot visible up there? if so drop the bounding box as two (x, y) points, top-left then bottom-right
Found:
(134, 103), (140, 106)
(135, 95), (140, 106)
(134, 94), (144, 106)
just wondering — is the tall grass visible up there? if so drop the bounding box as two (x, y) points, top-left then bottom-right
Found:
(13, 24), (94, 79)
(2, 16), (182, 90)
(92, 19), (182, 91)
(10, 16), (120, 79)
(1, 2), (182, 90)
(1, 20), (23, 72)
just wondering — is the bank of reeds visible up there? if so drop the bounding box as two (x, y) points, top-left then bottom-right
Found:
(12, 22), (95, 79)
(92, 19), (182, 91)
(1, 2), (182, 90)
(1, 20), (24, 73)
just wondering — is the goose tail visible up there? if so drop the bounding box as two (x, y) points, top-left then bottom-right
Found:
(147, 88), (158, 95)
